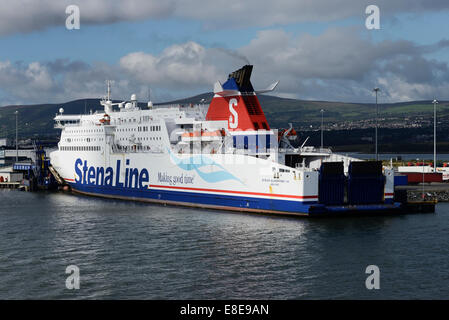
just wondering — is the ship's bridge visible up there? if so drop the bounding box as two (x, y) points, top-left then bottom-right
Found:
(54, 114), (82, 128)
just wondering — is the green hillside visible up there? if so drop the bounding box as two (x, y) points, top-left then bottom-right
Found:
(1, 94), (448, 152)
(166, 93), (448, 129)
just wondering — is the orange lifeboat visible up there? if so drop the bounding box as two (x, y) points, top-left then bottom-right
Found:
(99, 114), (111, 125)
(181, 130), (224, 139)
(287, 128), (298, 141)
(278, 127), (297, 142)
(201, 130), (222, 137)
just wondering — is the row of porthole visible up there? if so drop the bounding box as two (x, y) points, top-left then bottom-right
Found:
(118, 137), (161, 141)
(60, 146), (101, 151)
(65, 138), (102, 142)
(65, 129), (103, 133)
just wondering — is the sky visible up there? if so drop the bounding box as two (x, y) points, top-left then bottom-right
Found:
(0, 0), (449, 105)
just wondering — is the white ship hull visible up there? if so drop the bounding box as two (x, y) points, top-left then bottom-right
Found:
(50, 150), (323, 215)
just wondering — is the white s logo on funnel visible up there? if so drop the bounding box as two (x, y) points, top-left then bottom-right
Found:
(229, 98), (238, 129)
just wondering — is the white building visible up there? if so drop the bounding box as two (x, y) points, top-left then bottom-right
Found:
(0, 167), (23, 182)
(0, 138), (11, 147)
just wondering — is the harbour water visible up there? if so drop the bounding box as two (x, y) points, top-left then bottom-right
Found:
(1, 189), (448, 299)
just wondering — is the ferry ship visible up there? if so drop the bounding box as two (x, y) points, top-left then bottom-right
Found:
(50, 65), (399, 216)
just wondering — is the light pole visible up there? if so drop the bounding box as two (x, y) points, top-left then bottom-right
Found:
(15, 110), (18, 162)
(433, 99), (438, 172)
(373, 88), (380, 161)
(320, 109), (324, 149)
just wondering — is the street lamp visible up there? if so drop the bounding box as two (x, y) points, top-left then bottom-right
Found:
(433, 99), (438, 172)
(15, 110), (18, 162)
(320, 109), (325, 149)
(373, 88), (380, 161)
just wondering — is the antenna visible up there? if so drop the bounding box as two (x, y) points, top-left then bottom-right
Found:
(106, 80), (114, 101)
(147, 87), (153, 109)
(101, 80), (114, 114)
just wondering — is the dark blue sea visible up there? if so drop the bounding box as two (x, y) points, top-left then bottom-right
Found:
(1, 190), (448, 299)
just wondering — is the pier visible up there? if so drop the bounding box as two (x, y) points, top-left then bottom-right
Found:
(0, 182), (20, 189)
(395, 183), (449, 202)
(0, 141), (58, 191)
(393, 184), (442, 214)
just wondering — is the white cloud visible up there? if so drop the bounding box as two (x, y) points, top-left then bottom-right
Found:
(0, 0), (175, 36)
(240, 28), (419, 81)
(377, 76), (446, 102)
(1, 27), (449, 105)
(0, 42), (243, 105)
(119, 41), (252, 90)
(176, 0), (449, 28)
(0, 0), (448, 36)
(119, 42), (219, 88)
(0, 61), (54, 101)
(238, 27), (449, 102)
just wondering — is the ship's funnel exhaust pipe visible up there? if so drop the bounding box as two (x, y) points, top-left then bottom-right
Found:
(206, 65), (274, 131)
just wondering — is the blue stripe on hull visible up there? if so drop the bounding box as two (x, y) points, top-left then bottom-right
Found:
(69, 183), (321, 215)
(68, 183), (401, 216)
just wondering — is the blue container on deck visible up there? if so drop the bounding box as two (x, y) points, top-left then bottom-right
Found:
(347, 161), (385, 205)
(319, 162), (345, 205)
(394, 174), (408, 186)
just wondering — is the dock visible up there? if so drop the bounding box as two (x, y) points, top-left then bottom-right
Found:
(395, 183), (449, 202)
(401, 200), (437, 213)
(394, 185), (439, 213)
(0, 182), (20, 189)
